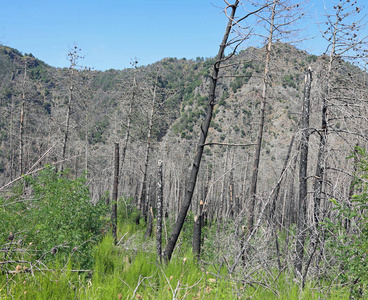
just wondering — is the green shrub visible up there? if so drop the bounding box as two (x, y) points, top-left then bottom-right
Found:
(325, 146), (368, 298)
(0, 166), (108, 269)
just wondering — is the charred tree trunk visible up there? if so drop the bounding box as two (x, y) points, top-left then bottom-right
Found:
(219, 149), (229, 223)
(193, 200), (203, 259)
(156, 160), (163, 263)
(61, 58), (75, 173)
(136, 69), (159, 225)
(295, 68), (312, 278)
(314, 6), (340, 229)
(247, 0), (277, 240)
(120, 74), (136, 186)
(19, 62), (27, 175)
(228, 157), (235, 219)
(163, 1), (241, 263)
(111, 143), (119, 244)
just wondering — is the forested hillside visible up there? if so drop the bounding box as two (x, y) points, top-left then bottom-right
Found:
(1, 0), (368, 298)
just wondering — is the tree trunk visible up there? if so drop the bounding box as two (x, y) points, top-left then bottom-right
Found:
(111, 142), (119, 244)
(295, 68), (312, 277)
(156, 160), (163, 263)
(247, 0), (277, 239)
(61, 63), (74, 172)
(145, 206), (154, 238)
(163, 1), (240, 263)
(136, 69), (159, 225)
(19, 61), (27, 175)
(193, 200), (203, 259)
(228, 162), (235, 219)
(314, 5), (340, 228)
(270, 134), (295, 223)
(219, 149), (229, 222)
(119, 75), (136, 187)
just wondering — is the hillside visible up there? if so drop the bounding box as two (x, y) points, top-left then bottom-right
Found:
(0, 42), (365, 198)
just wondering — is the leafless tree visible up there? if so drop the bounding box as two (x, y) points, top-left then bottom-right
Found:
(295, 67), (312, 280)
(163, 0), (270, 263)
(245, 0), (308, 251)
(60, 45), (83, 172)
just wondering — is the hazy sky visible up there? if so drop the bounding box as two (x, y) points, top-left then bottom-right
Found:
(0, 0), (360, 71)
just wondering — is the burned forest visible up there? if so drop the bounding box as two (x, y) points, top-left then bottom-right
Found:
(1, 0), (368, 298)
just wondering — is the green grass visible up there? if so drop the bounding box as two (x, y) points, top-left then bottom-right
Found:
(0, 220), (354, 299)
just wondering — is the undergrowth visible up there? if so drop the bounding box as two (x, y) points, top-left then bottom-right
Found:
(0, 218), (353, 299)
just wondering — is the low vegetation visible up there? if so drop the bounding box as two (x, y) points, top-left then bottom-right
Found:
(2, 149), (368, 298)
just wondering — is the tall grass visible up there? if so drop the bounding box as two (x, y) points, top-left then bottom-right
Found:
(0, 219), (353, 299)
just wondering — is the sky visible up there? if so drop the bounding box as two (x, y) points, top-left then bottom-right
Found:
(0, 0), (362, 71)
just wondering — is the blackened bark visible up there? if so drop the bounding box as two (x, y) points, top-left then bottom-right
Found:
(136, 69), (159, 225)
(119, 76), (135, 183)
(145, 206), (154, 238)
(163, 1), (240, 263)
(314, 6), (339, 228)
(111, 143), (119, 244)
(295, 68), (312, 276)
(19, 61), (27, 175)
(229, 166), (235, 218)
(156, 160), (163, 263)
(248, 0), (277, 239)
(61, 64), (74, 173)
(193, 200), (203, 259)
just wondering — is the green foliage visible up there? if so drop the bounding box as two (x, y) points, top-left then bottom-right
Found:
(307, 54), (318, 63)
(0, 213), (356, 299)
(202, 58), (216, 69)
(88, 116), (109, 145)
(91, 70), (119, 91)
(325, 146), (368, 298)
(117, 196), (141, 226)
(230, 71), (252, 93)
(218, 91), (229, 107)
(282, 74), (297, 88)
(28, 64), (49, 82)
(0, 166), (108, 269)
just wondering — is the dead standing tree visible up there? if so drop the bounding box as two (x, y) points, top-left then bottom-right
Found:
(163, 0), (269, 263)
(119, 61), (138, 192)
(295, 67), (312, 280)
(19, 58), (28, 176)
(313, 0), (367, 228)
(136, 67), (160, 225)
(156, 159), (163, 263)
(244, 0), (308, 259)
(305, 0), (368, 280)
(111, 143), (119, 244)
(60, 45), (83, 172)
(247, 0), (277, 246)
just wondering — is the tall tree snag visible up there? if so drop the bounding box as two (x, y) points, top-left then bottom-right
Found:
(19, 59), (28, 175)
(61, 46), (82, 172)
(163, 0), (242, 263)
(192, 200), (203, 259)
(295, 67), (312, 278)
(111, 142), (119, 244)
(136, 67), (159, 225)
(156, 160), (163, 263)
(247, 0), (277, 248)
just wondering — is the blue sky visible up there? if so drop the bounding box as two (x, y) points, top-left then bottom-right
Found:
(0, 1), (362, 70)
